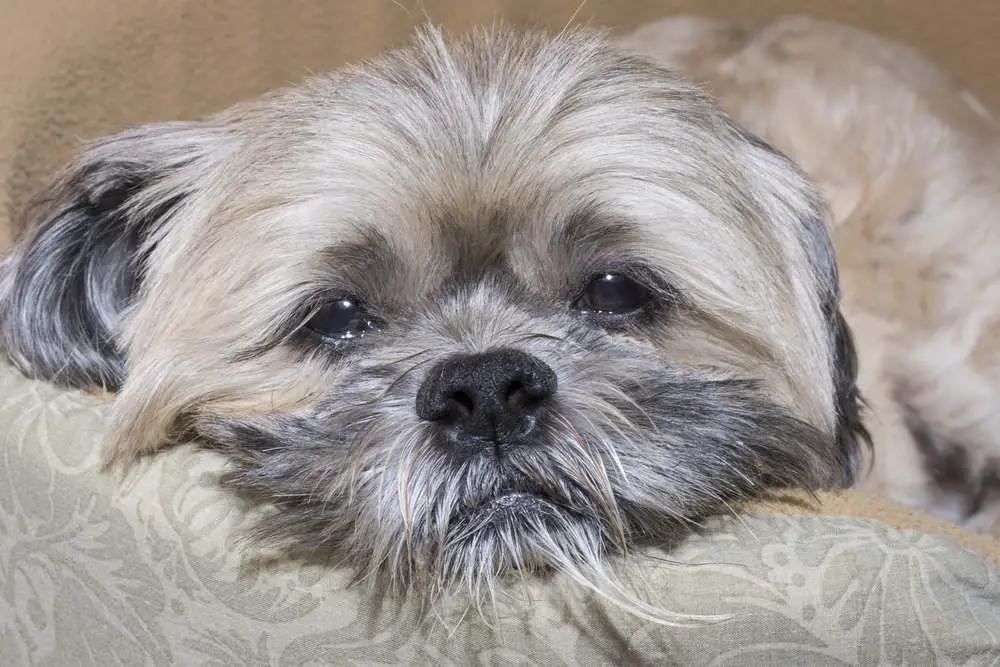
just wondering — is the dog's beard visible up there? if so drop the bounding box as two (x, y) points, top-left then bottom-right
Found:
(202, 322), (845, 623)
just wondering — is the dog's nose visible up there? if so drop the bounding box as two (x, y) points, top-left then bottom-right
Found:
(416, 348), (557, 451)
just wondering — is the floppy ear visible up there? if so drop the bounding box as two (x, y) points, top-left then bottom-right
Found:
(734, 128), (871, 486)
(771, 150), (871, 486)
(0, 123), (223, 391)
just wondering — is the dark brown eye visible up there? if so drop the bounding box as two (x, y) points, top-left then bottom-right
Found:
(577, 273), (651, 314)
(305, 298), (379, 341)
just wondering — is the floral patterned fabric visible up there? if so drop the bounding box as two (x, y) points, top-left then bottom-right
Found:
(2, 361), (1000, 666)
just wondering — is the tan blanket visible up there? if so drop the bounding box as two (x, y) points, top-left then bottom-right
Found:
(747, 490), (1000, 568)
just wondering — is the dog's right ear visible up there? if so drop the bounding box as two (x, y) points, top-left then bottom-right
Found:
(0, 122), (226, 391)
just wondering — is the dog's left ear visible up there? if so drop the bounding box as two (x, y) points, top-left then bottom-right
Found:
(0, 122), (226, 391)
(735, 129), (870, 485)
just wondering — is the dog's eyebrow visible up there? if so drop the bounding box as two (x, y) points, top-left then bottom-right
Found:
(311, 227), (426, 312)
(544, 207), (686, 302)
(319, 228), (402, 285)
(558, 206), (638, 249)
(552, 207), (650, 275)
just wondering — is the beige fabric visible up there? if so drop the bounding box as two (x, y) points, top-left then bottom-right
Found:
(747, 490), (1000, 569)
(3, 362), (1000, 665)
(4, 1), (1000, 664)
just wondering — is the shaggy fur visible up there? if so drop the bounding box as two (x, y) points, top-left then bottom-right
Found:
(0, 26), (867, 619)
(621, 15), (1000, 534)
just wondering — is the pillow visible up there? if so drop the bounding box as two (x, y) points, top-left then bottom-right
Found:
(3, 361), (999, 665)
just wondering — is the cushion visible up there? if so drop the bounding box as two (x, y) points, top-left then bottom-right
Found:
(3, 362), (1000, 664)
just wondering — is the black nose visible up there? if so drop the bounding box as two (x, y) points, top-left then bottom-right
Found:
(416, 348), (557, 452)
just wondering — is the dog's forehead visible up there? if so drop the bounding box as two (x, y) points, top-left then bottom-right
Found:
(212, 30), (760, 310)
(276, 30), (729, 211)
(273, 33), (732, 294)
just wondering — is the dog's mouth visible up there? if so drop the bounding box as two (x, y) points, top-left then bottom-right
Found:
(444, 491), (571, 559)
(474, 490), (557, 519)
(453, 477), (593, 536)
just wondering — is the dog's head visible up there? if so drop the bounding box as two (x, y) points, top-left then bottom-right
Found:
(0, 27), (867, 605)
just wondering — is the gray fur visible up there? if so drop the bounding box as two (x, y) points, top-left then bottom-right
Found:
(207, 305), (847, 603)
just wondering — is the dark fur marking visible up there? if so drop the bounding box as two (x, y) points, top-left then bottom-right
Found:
(232, 230), (406, 363)
(825, 303), (872, 486)
(554, 207), (682, 300)
(197, 364), (850, 580)
(435, 209), (511, 284)
(0, 172), (184, 390)
(901, 400), (989, 517)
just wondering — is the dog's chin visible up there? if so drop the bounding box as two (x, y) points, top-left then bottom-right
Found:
(431, 458), (616, 576)
(454, 492), (579, 551)
(436, 486), (614, 595)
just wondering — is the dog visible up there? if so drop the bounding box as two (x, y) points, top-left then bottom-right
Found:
(621, 15), (1000, 534)
(0, 25), (866, 618)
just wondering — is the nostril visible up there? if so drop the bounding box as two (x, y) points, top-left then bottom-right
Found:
(447, 390), (476, 419)
(415, 349), (557, 443)
(504, 379), (525, 407)
(505, 375), (550, 412)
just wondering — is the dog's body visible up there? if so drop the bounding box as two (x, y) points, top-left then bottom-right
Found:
(0, 15), (989, 618)
(622, 15), (1000, 533)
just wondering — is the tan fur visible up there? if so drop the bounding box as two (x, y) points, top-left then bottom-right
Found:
(621, 15), (1000, 533)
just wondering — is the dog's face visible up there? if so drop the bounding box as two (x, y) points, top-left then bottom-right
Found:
(0, 27), (866, 604)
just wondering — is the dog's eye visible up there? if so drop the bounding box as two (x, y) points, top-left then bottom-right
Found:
(577, 273), (651, 314)
(305, 298), (379, 341)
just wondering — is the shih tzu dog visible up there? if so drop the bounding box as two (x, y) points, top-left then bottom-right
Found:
(0, 25), (868, 618)
(622, 15), (1000, 534)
